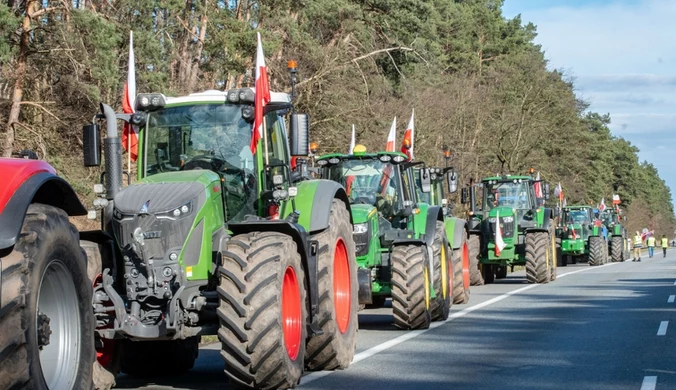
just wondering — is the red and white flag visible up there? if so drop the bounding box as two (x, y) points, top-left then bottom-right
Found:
(554, 182), (563, 201)
(401, 109), (414, 160)
(349, 124), (356, 154)
(571, 227), (577, 239)
(612, 194), (621, 205)
(495, 211), (506, 256)
(385, 117), (396, 152)
(533, 172), (543, 198)
(598, 198), (606, 212)
(121, 31), (138, 162)
(250, 32), (271, 154)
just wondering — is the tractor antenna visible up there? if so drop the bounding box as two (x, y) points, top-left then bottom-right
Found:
(288, 60), (298, 106)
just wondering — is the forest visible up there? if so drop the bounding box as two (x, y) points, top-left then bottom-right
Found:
(0, 0), (673, 234)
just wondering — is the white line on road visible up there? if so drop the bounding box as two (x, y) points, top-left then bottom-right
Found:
(641, 376), (657, 390)
(657, 321), (669, 336)
(300, 262), (620, 386)
(668, 295), (675, 303)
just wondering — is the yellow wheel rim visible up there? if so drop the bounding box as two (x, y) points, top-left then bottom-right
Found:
(441, 244), (448, 299)
(424, 267), (430, 310)
(551, 232), (557, 271)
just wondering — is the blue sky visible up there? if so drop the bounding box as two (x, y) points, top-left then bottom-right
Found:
(502, 0), (676, 208)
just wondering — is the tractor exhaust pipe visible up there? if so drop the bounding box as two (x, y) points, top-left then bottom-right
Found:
(100, 103), (122, 200)
(469, 178), (476, 214)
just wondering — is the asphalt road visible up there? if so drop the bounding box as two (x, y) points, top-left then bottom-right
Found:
(117, 249), (676, 390)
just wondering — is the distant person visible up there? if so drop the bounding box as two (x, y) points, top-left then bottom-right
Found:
(647, 234), (656, 258)
(632, 231), (643, 262)
(662, 235), (669, 258)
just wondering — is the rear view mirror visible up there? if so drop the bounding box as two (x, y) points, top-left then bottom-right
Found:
(83, 124), (101, 167)
(290, 113), (310, 156)
(419, 168), (432, 194)
(461, 188), (469, 204)
(446, 171), (458, 194)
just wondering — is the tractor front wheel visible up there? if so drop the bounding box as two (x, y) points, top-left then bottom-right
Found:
(495, 266), (507, 279)
(0, 204), (95, 390)
(589, 236), (605, 266)
(430, 222), (451, 321)
(468, 235), (484, 286)
(482, 264), (495, 284)
(218, 232), (307, 389)
(452, 239), (471, 304)
(611, 236), (623, 262)
(525, 231), (550, 284)
(391, 245), (432, 330)
(306, 199), (358, 371)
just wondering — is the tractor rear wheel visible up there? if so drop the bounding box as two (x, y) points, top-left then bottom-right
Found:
(482, 264), (495, 284)
(0, 204), (95, 390)
(218, 232), (306, 389)
(391, 245), (431, 330)
(589, 236), (605, 266)
(430, 222), (451, 321)
(468, 235), (484, 286)
(119, 337), (200, 376)
(526, 231), (550, 284)
(549, 226), (557, 282)
(306, 199), (358, 371)
(495, 266), (507, 279)
(611, 236), (623, 262)
(452, 238), (471, 304)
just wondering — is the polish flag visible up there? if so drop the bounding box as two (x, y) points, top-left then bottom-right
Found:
(533, 172), (543, 198)
(385, 117), (396, 152)
(250, 32), (271, 154)
(401, 109), (414, 160)
(349, 124), (356, 154)
(495, 211), (506, 256)
(571, 227), (577, 239)
(121, 31), (137, 162)
(598, 198), (606, 212)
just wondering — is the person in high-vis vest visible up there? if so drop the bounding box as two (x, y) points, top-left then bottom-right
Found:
(647, 234), (656, 258)
(662, 235), (669, 258)
(633, 232), (643, 262)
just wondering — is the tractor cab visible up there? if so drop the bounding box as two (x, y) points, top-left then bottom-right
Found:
(481, 176), (543, 226)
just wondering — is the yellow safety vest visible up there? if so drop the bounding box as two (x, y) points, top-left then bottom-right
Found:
(648, 237), (656, 247)
(662, 238), (669, 248)
(633, 236), (642, 246)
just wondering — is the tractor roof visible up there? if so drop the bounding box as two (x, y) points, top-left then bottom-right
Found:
(564, 205), (592, 210)
(316, 151), (408, 161)
(137, 89), (291, 107)
(481, 175), (533, 182)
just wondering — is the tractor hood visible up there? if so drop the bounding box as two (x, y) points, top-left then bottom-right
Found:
(488, 206), (515, 218)
(350, 203), (377, 224)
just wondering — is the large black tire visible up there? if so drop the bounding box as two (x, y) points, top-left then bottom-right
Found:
(218, 232), (307, 389)
(0, 204), (95, 390)
(482, 264), (495, 284)
(430, 222), (451, 321)
(119, 337), (200, 376)
(391, 245), (431, 330)
(525, 231), (550, 284)
(468, 235), (484, 286)
(549, 226), (557, 282)
(452, 237), (470, 304)
(611, 236), (623, 262)
(306, 199), (358, 371)
(495, 266), (507, 279)
(589, 236), (605, 266)
(556, 237), (567, 267)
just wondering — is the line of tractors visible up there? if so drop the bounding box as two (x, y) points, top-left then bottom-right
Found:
(0, 69), (630, 390)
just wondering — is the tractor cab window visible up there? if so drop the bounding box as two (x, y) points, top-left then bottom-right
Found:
(144, 103), (258, 222)
(483, 181), (532, 211)
(415, 172), (432, 205)
(566, 210), (590, 224)
(325, 159), (401, 217)
(601, 211), (616, 225)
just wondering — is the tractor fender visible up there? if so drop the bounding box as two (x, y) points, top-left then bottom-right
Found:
(444, 217), (468, 250)
(294, 179), (352, 234)
(526, 208), (554, 233)
(0, 169), (87, 250)
(422, 205), (443, 247)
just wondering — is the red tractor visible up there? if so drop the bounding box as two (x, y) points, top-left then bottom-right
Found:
(0, 156), (97, 389)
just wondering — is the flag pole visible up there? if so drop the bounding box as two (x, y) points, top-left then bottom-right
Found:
(127, 132), (131, 181)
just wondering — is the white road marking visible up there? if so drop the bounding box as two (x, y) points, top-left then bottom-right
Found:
(641, 376), (657, 390)
(657, 321), (669, 336)
(300, 262), (620, 386)
(668, 295), (675, 303)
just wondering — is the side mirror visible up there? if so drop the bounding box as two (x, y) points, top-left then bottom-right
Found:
(543, 183), (550, 200)
(83, 124), (101, 167)
(289, 113), (310, 156)
(419, 168), (432, 194)
(461, 188), (469, 204)
(446, 171), (458, 194)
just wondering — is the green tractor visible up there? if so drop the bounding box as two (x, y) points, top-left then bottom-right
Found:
(80, 86), (359, 388)
(556, 205), (609, 266)
(463, 174), (557, 284)
(601, 207), (630, 262)
(316, 146), (453, 329)
(414, 166), (471, 304)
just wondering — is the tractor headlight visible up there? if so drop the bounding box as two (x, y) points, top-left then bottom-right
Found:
(392, 155), (406, 163)
(157, 201), (193, 219)
(316, 159), (328, 166)
(353, 223), (368, 234)
(502, 216), (514, 223)
(488, 217), (497, 223)
(379, 155), (392, 162)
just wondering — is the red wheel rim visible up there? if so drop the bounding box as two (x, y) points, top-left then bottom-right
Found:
(333, 238), (351, 334)
(282, 266), (302, 360)
(462, 242), (470, 290)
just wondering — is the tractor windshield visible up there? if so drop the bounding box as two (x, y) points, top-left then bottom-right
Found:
(601, 210), (617, 225)
(143, 104), (258, 222)
(483, 181), (532, 211)
(566, 210), (590, 224)
(325, 159), (402, 216)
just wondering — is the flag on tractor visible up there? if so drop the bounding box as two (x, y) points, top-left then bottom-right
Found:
(562, 198), (567, 207)
(598, 198), (606, 212)
(554, 182), (563, 201)
(571, 228), (577, 239)
(349, 124), (356, 154)
(401, 109), (414, 160)
(533, 172), (543, 198)
(495, 211), (506, 256)
(121, 31), (138, 162)
(612, 194), (621, 205)
(385, 117), (397, 152)
(250, 32), (271, 154)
